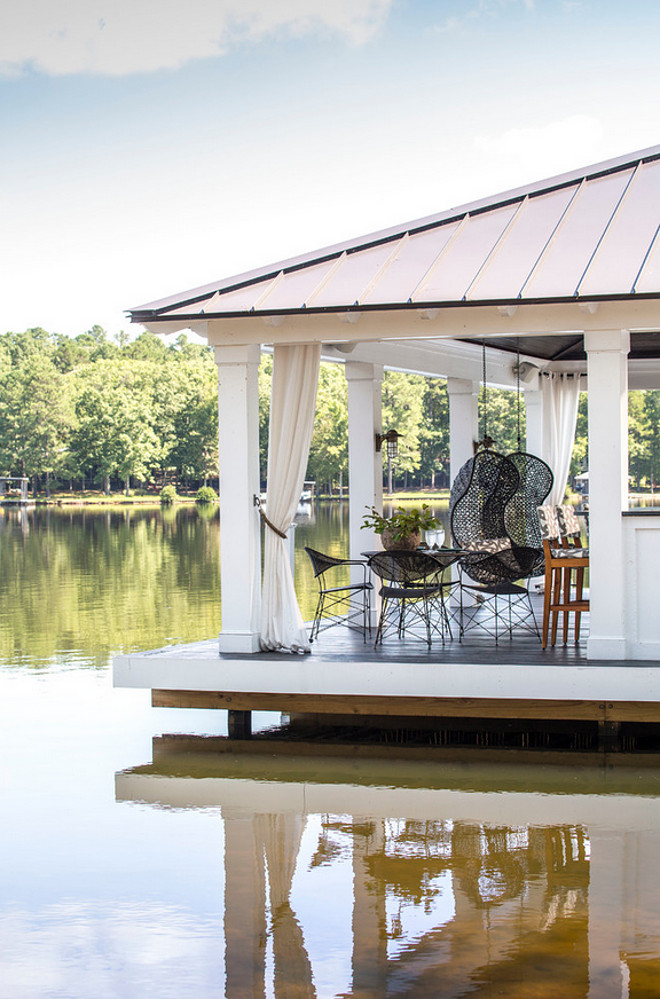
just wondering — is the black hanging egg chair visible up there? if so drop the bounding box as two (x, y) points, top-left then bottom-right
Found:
(450, 447), (552, 585)
(449, 343), (553, 641)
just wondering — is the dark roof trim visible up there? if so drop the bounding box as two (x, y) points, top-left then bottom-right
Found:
(131, 291), (660, 325)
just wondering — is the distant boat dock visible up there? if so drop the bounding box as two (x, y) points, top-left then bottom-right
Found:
(0, 477), (30, 505)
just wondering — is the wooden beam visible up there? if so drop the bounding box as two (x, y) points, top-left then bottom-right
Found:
(150, 688), (639, 721)
(606, 701), (660, 723)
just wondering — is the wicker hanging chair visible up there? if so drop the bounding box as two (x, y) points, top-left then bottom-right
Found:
(450, 447), (552, 585)
(449, 342), (553, 587)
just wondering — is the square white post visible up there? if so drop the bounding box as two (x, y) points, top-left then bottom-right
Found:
(447, 378), (479, 486)
(524, 387), (545, 459)
(345, 361), (384, 561)
(584, 329), (630, 660)
(215, 344), (262, 654)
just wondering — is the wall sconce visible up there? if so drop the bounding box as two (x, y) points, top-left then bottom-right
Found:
(375, 428), (401, 459)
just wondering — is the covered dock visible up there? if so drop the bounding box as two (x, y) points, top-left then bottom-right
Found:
(114, 145), (660, 739)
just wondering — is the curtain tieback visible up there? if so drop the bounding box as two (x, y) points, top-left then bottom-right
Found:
(254, 495), (288, 539)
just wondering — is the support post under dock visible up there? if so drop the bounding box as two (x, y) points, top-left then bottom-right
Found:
(228, 710), (252, 740)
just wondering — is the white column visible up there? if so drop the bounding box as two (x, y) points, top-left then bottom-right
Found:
(447, 378), (479, 485)
(524, 387), (545, 459)
(584, 330), (630, 660)
(215, 345), (262, 654)
(345, 361), (384, 562)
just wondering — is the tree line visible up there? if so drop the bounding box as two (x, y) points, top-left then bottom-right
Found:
(3, 326), (659, 496)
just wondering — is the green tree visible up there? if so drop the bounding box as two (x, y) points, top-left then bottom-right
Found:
(419, 379), (449, 488)
(0, 352), (74, 493)
(258, 354), (273, 484)
(70, 360), (160, 493)
(382, 371), (425, 492)
(308, 363), (348, 495)
(644, 391), (660, 491)
(479, 386), (525, 454)
(166, 360), (219, 487)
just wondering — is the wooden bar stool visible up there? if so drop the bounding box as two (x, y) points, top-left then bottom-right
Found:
(537, 505), (589, 648)
(556, 504), (589, 644)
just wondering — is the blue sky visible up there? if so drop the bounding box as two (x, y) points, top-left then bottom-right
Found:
(1, 0), (659, 338)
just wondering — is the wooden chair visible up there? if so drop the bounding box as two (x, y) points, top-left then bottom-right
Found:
(537, 506), (589, 648)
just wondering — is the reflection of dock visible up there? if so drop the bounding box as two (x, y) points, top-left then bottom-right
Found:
(116, 751), (660, 998)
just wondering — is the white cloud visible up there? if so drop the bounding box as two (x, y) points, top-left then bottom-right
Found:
(435, 0), (534, 34)
(473, 115), (605, 179)
(0, 0), (392, 77)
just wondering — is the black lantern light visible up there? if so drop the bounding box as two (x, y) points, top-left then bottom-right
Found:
(375, 428), (401, 459)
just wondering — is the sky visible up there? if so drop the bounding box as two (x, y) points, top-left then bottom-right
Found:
(1, 0), (659, 340)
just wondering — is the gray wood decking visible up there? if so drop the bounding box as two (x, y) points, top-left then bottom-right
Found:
(223, 590), (595, 666)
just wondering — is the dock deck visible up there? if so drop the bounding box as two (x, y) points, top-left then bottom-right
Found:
(112, 595), (660, 751)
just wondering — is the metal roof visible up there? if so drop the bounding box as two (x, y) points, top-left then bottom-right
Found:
(130, 145), (660, 335)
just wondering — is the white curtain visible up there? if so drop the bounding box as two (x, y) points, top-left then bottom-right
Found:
(260, 343), (321, 652)
(542, 372), (581, 505)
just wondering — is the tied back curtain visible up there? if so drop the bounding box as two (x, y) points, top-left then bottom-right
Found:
(542, 372), (581, 506)
(260, 343), (321, 653)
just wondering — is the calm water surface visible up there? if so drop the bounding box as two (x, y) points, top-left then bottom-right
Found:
(2, 503), (660, 998)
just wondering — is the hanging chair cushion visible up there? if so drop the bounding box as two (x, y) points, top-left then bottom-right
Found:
(463, 537), (512, 554)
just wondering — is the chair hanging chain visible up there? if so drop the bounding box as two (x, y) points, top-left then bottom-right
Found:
(516, 339), (522, 451)
(482, 338), (488, 443)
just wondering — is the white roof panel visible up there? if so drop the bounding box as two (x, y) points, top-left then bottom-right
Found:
(129, 146), (660, 325)
(309, 241), (399, 307)
(466, 186), (577, 301)
(633, 227), (660, 295)
(522, 169), (634, 299)
(578, 159), (660, 296)
(256, 259), (339, 311)
(414, 204), (519, 302)
(361, 224), (461, 305)
(203, 277), (278, 313)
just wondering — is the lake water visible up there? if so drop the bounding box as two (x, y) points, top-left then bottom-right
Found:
(2, 503), (660, 998)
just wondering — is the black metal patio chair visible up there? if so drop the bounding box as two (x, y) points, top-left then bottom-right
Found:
(304, 547), (373, 642)
(367, 549), (458, 648)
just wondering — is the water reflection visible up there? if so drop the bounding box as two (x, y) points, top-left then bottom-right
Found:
(0, 504), (224, 667)
(0, 501), (451, 668)
(117, 752), (660, 998)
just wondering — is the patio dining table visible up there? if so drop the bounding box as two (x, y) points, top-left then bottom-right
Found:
(361, 548), (464, 648)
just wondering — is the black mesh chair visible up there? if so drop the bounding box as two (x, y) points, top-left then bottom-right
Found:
(305, 547), (373, 642)
(367, 550), (458, 648)
(449, 447), (553, 643)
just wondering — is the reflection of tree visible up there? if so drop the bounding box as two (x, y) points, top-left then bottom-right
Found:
(0, 507), (221, 666)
